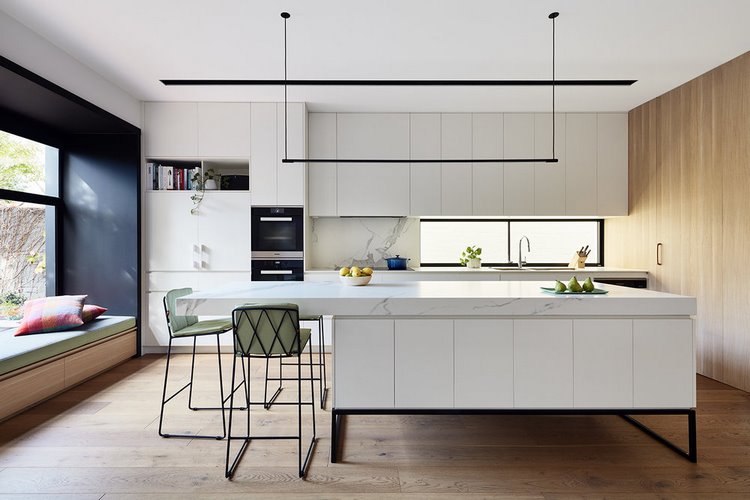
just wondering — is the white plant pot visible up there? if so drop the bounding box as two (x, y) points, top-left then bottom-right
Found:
(467, 258), (481, 269)
(204, 179), (218, 190)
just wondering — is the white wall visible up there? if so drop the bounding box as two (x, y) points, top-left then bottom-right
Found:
(0, 11), (142, 127)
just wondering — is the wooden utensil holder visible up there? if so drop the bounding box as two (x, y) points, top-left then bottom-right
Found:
(570, 254), (587, 269)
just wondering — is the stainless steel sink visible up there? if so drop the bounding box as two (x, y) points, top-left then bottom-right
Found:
(492, 267), (572, 271)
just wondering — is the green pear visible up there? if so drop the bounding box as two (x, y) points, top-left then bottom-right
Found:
(554, 280), (567, 293)
(582, 277), (595, 292)
(568, 276), (583, 292)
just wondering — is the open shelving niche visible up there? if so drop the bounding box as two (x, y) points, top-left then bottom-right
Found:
(144, 158), (250, 192)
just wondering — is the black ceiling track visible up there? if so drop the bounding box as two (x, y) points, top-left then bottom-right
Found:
(161, 79), (636, 87)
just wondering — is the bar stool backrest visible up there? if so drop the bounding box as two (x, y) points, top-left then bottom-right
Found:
(232, 304), (303, 357)
(164, 288), (199, 335)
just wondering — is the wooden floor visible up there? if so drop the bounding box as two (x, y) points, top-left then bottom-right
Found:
(1, 353), (750, 498)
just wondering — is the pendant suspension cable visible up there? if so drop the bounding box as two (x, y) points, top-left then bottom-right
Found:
(281, 12), (290, 161)
(549, 12), (559, 160)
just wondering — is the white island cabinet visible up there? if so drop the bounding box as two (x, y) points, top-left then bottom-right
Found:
(177, 280), (697, 463)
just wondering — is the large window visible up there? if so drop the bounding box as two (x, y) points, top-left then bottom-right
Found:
(0, 131), (59, 319)
(420, 219), (603, 267)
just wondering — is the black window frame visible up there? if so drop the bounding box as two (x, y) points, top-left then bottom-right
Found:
(0, 132), (61, 297)
(419, 218), (605, 267)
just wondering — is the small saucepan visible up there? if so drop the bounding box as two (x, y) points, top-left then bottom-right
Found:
(385, 255), (410, 270)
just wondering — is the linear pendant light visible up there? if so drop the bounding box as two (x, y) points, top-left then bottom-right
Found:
(280, 11), (563, 165)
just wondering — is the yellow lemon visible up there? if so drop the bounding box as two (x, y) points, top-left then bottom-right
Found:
(351, 268), (362, 277)
(339, 267), (350, 276)
(362, 267), (373, 276)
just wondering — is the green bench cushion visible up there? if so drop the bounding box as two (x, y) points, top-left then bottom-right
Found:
(0, 316), (135, 377)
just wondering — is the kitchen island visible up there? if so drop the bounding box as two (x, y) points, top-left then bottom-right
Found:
(177, 280), (698, 462)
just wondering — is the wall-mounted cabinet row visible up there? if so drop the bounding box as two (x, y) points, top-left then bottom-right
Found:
(333, 317), (694, 409)
(308, 112), (627, 217)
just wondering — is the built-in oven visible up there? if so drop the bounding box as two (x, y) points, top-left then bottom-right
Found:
(251, 206), (304, 281)
(251, 258), (304, 281)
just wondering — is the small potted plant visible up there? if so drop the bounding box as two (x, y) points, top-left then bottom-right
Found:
(191, 168), (219, 191)
(459, 245), (482, 269)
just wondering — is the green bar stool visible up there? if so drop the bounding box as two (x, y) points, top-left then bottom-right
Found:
(158, 287), (234, 440)
(264, 314), (328, 410)
(225, 303), (317, 479)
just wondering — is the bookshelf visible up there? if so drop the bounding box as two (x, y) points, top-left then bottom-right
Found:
(145, 158), (250, 192)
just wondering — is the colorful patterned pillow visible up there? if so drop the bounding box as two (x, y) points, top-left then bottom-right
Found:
(14, 295), (87, 336)
(82, 304), (107, 323)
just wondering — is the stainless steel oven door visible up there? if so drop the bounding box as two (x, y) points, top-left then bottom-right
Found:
(251, 207), (303, 253)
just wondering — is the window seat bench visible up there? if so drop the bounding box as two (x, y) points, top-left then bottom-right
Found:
(0, 316), (137, 422)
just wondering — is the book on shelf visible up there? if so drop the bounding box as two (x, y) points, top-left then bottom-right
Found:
(147, 162), (201, 191)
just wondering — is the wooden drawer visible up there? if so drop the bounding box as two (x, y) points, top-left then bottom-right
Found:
(0, 359), (65, 419)
(64, 331), (137, 387)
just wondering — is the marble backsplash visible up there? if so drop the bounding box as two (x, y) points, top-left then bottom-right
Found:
(307, 218), (420, 269)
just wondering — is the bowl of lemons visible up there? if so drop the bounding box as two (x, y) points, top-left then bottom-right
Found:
(339, 266), (373, 286)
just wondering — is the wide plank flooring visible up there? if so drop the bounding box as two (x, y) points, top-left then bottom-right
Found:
(1, 353), (750, 498)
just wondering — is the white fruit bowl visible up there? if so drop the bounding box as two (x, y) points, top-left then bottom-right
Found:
(339, 275), (372, 286)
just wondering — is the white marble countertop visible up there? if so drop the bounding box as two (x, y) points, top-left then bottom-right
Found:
(177, 280), (694, 317)
(304, 266), (648, 274)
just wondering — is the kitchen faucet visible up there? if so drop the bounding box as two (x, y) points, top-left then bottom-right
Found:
(518, 235), (531, 269)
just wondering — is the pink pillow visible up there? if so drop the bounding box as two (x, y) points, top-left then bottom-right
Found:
(14, 295), (87, 336)
(82, 304), (107, 323)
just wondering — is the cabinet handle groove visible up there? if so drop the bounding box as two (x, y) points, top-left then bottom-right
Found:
(656, 243), (663, 266)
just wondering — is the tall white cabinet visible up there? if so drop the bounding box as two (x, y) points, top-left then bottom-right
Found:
(143, 101), (305, 350)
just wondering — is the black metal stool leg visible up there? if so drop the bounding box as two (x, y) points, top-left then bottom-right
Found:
(318, 316), (328, 409)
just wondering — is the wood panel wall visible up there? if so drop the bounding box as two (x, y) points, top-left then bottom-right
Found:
(606, 51), (750, 391)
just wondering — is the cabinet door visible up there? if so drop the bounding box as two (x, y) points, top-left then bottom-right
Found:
(566, 114), (598, 215)
(597, 113), (628, 215)
(534, 113), (566, 215)
(308, 113), (337, 216)
(503, 114), (535, 215)
(277, 102), (306, 206)
(250, 103), (277, 206)
(441, 114), (472, 215)
(337, 113), (409, 159)
(410, 113), (442, 216)
(472, 114), (504, 215)
(454, 319), (513, 408)
(146, 192), (199, 272)
(197, 193), (251, 271)
(334, 319), (394, 408)
(514, 319), (573, 407)
(395, 320), (453, 408)
(338, 164), (409, 216)
(633, 319), (694, 408)
(144, 102), (198, 157)
(197, 103), (251, 157)
(574, 319), (633, 407)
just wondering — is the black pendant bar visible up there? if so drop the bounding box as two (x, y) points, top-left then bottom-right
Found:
(281, 158), (559, 164)
(161, 79), (635, 87)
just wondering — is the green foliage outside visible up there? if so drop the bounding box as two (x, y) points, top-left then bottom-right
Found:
(0, 131), (47, 319)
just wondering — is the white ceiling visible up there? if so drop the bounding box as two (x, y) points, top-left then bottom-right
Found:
(1, 0), (749, 112)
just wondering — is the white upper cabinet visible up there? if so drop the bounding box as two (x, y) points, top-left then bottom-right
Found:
(197, 103), (251, 157)
(146, 192), (199, 271)
(441, 114), (473, 215)
(566, 114), (598, 215)
(197, 192), (251, 271)
(277, 103), (306, 206)
(307, 113), (337, 216)
(250, 102), (306, 206)
(410, 114), (442, 216)
(306, 111), (627, 217)
(534, 113), (566, 215)
(503, 114), (535, 215)
(336, 114), (410, 216)
(144, 102), (198, 157)
(250, 103), (277, 206)
(336, 113), (410, 159)
(472, 114), (504, 215)
(597, 113), (628, 216)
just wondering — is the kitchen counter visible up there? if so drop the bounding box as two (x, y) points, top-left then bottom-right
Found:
(305, 266), (648, 274)
(177, 280), (690, 318)
(177, 280), (697, 463)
